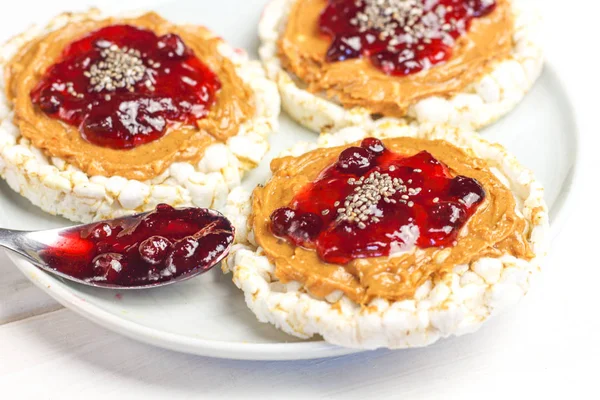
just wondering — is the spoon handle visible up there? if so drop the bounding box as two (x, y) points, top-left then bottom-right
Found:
(0, 228), (19, 250)
(0, 228), (43, 266)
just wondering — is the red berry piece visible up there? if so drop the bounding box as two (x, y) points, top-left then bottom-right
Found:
(371, 49), (424, 76)
(288, 212), (323, 244)
(467, 0), (497, 17)
(157, 33), (188, 59)
(399, 151), (446, 176)
(88, 222), (113, 240)
(449, 176), (486, 207)
(140, 203), (176, 231)
(139, 205), (172, 232)
(164, 237), (199, 275)
(325, 35), (362, 62)
(194, 231), (234, 269)
(429, 202), (467, 229)
(139, 236), (172, 265)
(361, 138), (385, 155)
(37, 90), (63, 114)
(168, 237), (198, 258)
(337, 147), (373, 174)
(271, 207), (296, 236)
(81, 113), (116, 146)
(92, 253), (125, 282)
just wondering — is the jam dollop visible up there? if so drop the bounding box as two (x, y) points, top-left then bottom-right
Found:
(40, 204), (234, 287)
(31, 25), (221, 149)
(319, 0), (497, 76)
(270, 138), (485, 264)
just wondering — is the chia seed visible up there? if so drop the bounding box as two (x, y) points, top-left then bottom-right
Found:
(86, 44), (155, 93)
(349, 0), (461, 51)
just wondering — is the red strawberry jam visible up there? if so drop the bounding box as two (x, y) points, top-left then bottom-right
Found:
(30, 25), (221, 149)
(319, 0), (497, 76)
(40, 204), (234, 287)
(270, 138), (485, 264)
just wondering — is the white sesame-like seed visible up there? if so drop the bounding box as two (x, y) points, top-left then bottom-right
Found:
(348, 0), (458, 51)
(336, 169), (410, 227)
(86, 44), (154, 93)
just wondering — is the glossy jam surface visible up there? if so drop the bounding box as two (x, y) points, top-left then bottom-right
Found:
(40, 204), (234, 286)
(270, 138), (485, 264)
(319, 0), (497, 76)
(31, 25), (221, 149)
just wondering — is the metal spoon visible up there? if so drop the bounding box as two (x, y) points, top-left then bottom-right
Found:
(0, 210), (234, 289)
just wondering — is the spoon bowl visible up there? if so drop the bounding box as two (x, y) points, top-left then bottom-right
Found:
(0, 206), (235, 289)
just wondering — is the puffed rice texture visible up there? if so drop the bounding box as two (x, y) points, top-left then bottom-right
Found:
(0, 10), (280, 223)
(259, 0), (543, 133)
(223, 121), (549, 349)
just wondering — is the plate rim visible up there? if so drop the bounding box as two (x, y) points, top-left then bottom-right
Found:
(3, 59), (583, 361)
(534, 65), (582, 240)
(8, 252), (362, 360)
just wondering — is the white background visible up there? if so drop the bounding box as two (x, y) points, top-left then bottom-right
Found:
(0, 0), (598, 398)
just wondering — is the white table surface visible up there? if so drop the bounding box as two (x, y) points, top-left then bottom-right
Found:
(0, 0), (598, 398)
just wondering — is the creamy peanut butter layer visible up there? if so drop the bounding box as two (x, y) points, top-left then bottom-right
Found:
(252, 137), (533, 304)
(4, 12), (255, 181)
(278, 0), (514, 119)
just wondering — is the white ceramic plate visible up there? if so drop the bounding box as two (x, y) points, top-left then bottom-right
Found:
(1, 0), (581, 361)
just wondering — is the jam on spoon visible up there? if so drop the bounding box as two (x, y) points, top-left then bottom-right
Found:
(39, 204), (234, 287)
(31, 25), (221, 149)
(270, 138), (485, 265)
(319, 0), (497, 76)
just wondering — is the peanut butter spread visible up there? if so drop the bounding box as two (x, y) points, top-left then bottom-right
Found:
(278, 0), (514, 118)
(4, 12), (255, 181)
(252, 138), (533, 304)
